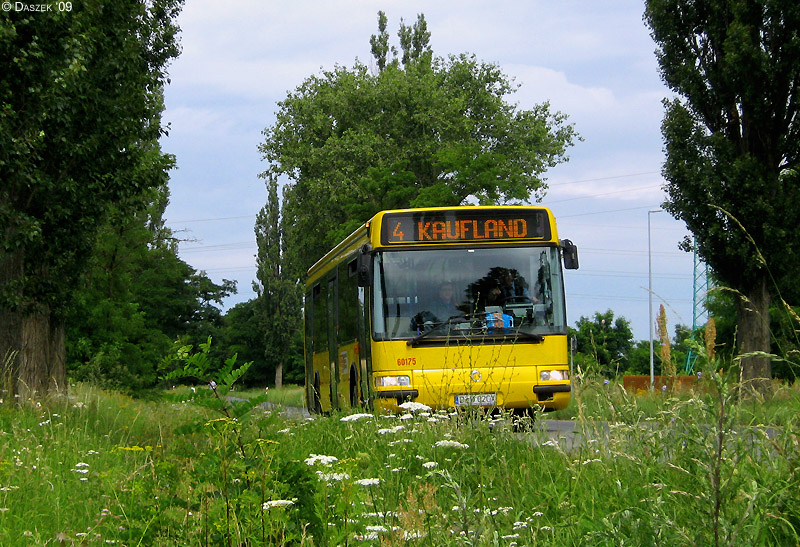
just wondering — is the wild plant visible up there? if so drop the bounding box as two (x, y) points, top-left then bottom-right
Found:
(160, 337), (319, 545)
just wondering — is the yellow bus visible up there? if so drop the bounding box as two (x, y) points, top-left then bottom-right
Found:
(303, 206), (579, 414)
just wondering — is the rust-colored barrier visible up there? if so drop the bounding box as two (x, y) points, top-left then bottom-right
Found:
(622, 375), (698, 393)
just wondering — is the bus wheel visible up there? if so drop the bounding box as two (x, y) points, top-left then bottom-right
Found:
(313, 374), (322, 414)
(349, 366), (360, 408)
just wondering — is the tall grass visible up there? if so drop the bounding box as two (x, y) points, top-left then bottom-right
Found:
(1, 368), (798, 545)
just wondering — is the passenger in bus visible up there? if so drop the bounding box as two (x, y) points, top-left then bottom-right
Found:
(487, 268), (537, 306)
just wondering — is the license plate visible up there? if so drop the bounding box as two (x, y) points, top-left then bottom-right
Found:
(454, 393), (497, 407)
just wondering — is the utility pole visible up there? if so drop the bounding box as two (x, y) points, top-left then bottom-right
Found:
(648, 209), (662, 390)
(684, 238), (710, 373)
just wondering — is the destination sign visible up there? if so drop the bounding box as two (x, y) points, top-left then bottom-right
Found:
(380, 210), (550, 245)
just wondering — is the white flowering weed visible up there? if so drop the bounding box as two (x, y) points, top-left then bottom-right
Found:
(434, 440), (469, 449)
(304, 454), (338, 466)
(340, 413), (373, 422)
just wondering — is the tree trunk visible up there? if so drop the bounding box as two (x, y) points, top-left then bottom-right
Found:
(736, 275), (772, 396)
(0, 250), (66, 401)
(274, 360), (283, 390)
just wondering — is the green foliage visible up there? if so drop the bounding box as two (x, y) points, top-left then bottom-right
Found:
(644, 0), (800, 380)
(1, 0), (182, 310)
(216, 299), (271, 385)
(65, 187), (235, 393)
(261, 11), (579, 273)
(570, 310), (634, 377)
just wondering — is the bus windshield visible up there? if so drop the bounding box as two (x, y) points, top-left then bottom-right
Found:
(372, 246), (566, 342)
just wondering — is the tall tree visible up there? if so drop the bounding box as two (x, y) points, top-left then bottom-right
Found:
(0, 1), (183, 397)
(254, 175), (302, 388)
(644, 1), (800, 392)
(261, 12), (579, 274)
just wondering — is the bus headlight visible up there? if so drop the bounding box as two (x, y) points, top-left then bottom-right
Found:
(540, 370), (568, 382)
(375, 375), (410, 387)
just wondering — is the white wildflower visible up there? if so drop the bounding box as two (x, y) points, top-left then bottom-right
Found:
(304, 454), (338, 466)
(434, 440), (469, 449)
(398, 401), (431, 412)
(263, 499), (295, 509)
(354, 478), (381, 487)
(316, 471), (350, 483)
(388, 438), (413, 445)
(340, 413), (373, 422)
(377, 425), (405, 435)
(422, 461), (438, 469)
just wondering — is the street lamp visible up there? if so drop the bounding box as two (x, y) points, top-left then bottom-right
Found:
(648, 209), (663, 390)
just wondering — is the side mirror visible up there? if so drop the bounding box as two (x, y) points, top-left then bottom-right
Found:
(356, 244), (373, 287)
(560, 239), (579, 270)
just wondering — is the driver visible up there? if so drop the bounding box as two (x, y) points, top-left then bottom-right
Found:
(411, 281), (463, 332)
(426, 282), (462, 322)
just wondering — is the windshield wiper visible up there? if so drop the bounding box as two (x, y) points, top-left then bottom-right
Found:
(407, 314), (472, 347)
(407, 315), (545, 347)
(505, 330), (545, 343)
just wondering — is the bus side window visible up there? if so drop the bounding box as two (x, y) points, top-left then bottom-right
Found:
(312, 283), (327, 351)
(338, 260), (359, 343)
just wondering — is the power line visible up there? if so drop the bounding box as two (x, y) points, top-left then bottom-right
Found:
(569, 270), (691, 280)
(180, 241), (255, 253)
(167, 214), (255, 225)
(558, 204), (661, 218)
(544, 183), (661, 204)
(549, 171), (660, 187)
(579, 247), (686, 257)
(570, 293), (692, 304)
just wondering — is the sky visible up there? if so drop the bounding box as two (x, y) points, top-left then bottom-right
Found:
(161, 0), (701, 343)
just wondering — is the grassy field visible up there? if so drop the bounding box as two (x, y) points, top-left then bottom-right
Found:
(1, 372), (798, 546)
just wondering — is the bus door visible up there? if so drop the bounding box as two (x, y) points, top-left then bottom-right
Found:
(327, 277), (340, 409)
(358, 284), (373, 408)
